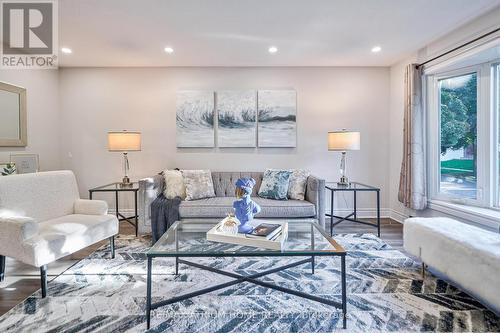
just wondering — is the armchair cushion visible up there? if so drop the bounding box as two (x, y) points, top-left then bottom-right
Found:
(0, 216), (38, 243)
(74, 199), (108, 215)
(0, 216), (39, 262)
(23, 214), (119, 267)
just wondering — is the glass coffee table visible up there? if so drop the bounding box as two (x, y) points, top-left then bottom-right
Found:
(146, 220), (347, 329)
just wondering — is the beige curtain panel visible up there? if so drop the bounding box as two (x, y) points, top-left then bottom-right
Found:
(398, 64), (427, 210)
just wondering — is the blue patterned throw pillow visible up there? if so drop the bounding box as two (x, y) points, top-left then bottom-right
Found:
(258, 169), (292, 200)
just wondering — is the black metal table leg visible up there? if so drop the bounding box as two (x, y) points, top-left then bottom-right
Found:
(376, 190), (381, 237)
(40, 265), (47, 298)
(109, 236), (115, 259)
(89, 190), (93, 200)
(175, 256), (179, 275)
(0, 255), (5, 282)
(353, 190), (357, 220)
(341, 255), (347, 329)
(115, 191), (119, 219)
(330, 190), (334, 236)
(134, 191), (138, 236)
(146, 256), (152, 329)
(310, 223), (315, 274)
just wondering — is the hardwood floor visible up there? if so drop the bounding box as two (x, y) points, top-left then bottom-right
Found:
(0, 218), (403, 316)
(331, 218), (404, 250)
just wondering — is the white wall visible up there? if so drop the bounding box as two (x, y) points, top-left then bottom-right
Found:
(59, 67), (390, 212)
(388, 7), (500, 228)
(0, 70), (60, 171)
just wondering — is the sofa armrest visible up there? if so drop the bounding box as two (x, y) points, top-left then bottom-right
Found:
(74, 199), (108, 215)
(305, 175), (325, 229)
(138, 174), (165, 234)
(0, 216), (38, 244)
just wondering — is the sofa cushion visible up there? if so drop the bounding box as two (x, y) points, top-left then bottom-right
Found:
(163, 169), (186, 200)
(212, 172), (263, 197)
(179, 196), (315, 219)
(182, 170), (216, 201)
(258, 169), (292, 200)
(21, 214), (119, 267)
(288, 169), (310, 200)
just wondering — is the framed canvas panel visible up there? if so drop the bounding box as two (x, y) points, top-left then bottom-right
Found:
(257, 90), (297, 147)
(176, 90), (215, 148)
(217, 90), (257, 147)
(10, 154), (39, 173)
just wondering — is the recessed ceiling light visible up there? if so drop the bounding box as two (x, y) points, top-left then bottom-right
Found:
(268, 46), (278, 54)
(164, 47), (174, 54)
(371, 46), (382, 53)
(61, 47), (72, 54)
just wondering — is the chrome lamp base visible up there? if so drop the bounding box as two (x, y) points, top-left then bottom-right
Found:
(337, 176), (350, 186)
(337, 151), (351, 186)
(121, 175), (132, 187)
(119, 152), (133, 187)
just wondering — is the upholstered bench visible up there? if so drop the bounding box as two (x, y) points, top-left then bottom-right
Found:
(403, 217), (500, 313)
(0, 171), (119, 297)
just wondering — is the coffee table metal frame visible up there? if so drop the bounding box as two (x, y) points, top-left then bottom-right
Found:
(146, 221), (347, 329)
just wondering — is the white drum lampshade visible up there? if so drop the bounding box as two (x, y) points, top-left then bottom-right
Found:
(328, 131), (360, 151)
(108, 131), (141, 152)
(328, 130), (360, 185)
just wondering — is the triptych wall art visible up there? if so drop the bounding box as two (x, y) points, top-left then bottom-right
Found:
(176, 90), (296, 148)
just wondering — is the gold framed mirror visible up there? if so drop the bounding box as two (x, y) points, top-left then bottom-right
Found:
(0, 81), (27, 147)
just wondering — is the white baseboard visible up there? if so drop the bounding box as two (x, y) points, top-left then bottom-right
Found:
(389, 209), (408, 223)
(327, 208), (393, 220)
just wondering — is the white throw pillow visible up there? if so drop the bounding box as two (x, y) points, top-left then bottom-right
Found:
(287, 169), (310, 200)
(163, 170), (186, 200)
(181, 170), (216, 201)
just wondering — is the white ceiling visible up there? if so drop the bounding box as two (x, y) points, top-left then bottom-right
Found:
(58, 0), (500, 67)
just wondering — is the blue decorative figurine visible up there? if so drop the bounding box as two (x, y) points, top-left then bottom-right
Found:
(233, 178), (261, 233)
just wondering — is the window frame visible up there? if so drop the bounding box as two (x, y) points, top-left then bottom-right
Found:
(493, 63), (500, 208)
(426, 61), (497, 209)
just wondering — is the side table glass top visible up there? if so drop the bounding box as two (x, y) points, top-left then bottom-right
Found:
(326, 182), (380, 191)
(89, 182), (139, 191)
(148, 220), (345, 257)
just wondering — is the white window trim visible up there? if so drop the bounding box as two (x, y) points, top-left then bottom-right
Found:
(428, 200), (500, 232)
(492, 63), (500, 207)
(427, 66), (485, 206)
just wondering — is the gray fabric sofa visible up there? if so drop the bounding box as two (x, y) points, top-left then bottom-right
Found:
(137, 171), (325, 235)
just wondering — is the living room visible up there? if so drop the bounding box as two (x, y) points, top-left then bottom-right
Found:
(0, 1), (499, 332)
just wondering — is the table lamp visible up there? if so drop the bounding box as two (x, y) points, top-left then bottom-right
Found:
(108, 130), (141, 185)
(328, 130), (360, 185)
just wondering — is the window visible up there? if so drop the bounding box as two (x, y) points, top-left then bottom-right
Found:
(438, 73), (477, 200)
(427, 56), (500, 210)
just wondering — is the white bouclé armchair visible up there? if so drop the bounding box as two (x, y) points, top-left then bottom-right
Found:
(0, 170), (119, 297)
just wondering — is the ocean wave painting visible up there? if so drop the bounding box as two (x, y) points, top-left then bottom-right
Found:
(258, 90), (297, 147)
(217, 90), (257, 147)
(176, 90), (215, 147)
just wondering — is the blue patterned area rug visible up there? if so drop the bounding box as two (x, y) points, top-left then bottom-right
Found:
(0, 234), (498, 333)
